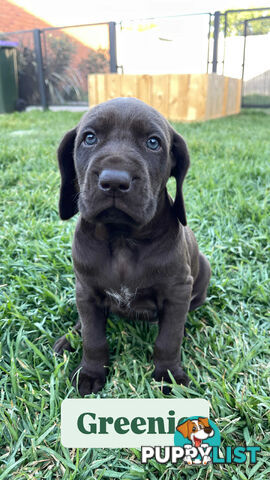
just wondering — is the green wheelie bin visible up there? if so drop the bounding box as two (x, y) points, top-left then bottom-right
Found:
(0, 41), (18, 113)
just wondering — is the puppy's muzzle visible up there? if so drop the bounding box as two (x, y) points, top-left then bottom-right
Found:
(98, 169), (132, 194)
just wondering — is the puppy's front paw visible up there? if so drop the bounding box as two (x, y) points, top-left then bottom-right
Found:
(153, 364), (190, 391)
(71, 364), (106, 396)
(53, 335), (75, 355)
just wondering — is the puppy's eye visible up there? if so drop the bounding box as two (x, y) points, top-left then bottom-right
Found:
(146, 137), (160, 150)
(192, 426), (197, 432)
(84, 132), (97, 145)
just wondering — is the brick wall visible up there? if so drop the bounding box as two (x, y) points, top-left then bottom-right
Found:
(0, 0), (110, 101)
(0, 0), (52, 32)
(0, 0), (109, 64)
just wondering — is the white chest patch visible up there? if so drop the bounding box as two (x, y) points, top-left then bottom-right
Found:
(105, 285), (136, 309)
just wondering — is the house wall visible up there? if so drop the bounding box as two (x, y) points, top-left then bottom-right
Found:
(0, 0), (51, 32)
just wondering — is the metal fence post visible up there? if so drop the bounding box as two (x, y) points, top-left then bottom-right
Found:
(222, 12), (228, 75)
(212, 11), (220, 73)
(109, 22), (117, 73)
(33, 29), (47, 110)
(241, 20), (248, 107)
(241, 20), (248, 83)
(206, 13), (212, 73)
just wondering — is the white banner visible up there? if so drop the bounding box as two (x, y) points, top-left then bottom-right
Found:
(61, 398), (209, 448)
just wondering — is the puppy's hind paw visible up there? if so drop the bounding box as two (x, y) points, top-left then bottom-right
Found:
(53, 334), (75, 355)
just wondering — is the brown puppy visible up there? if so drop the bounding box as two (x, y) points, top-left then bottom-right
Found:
(54, 97), (211, 396)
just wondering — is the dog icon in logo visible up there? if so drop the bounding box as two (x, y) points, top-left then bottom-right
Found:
(176, 417), (214, 465)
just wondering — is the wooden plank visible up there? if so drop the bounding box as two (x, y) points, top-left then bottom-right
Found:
(236, 79), (242, 113)
(151, 75), (169, 117)
(226, 78), (238, 115)
(222, 76), (229, 116)
(137, 74), (152, 105)
(97, 74), (107, 105)
(205, 74), (225, 120)
(177, 74), (191, 121)
(167, 74), (180, 120)
(168, 74), (190, 121)
(105, 73), (121, 101)
(120, 75), (138, 98)
(167, 74), (191, 121)
(187, 74), (208, 121)
(88, 74), (96, 107)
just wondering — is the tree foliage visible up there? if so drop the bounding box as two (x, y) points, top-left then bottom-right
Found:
(79, 48), (110, 75)
(222, 9), (270, 36)
(15, 34), (110, 105)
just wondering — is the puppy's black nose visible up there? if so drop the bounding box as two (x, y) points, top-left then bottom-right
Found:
(98, 169), (131, 193)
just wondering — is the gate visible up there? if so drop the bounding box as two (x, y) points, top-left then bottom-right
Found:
(0, 22), (117, 109)
(1, 10), (270, 111)
(41, 23), (116, 107)
(242, 16), (270, 107)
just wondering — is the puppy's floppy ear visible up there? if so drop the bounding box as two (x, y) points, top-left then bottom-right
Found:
(198, 417), (210, 428)
(57, 127), (79, 220)
(176, 420), (189, 438)
(170, 129), (190, 226)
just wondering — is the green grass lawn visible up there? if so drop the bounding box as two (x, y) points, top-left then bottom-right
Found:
(0, 109), (269, 479)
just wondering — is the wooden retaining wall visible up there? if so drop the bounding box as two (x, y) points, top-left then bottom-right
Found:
(88, 73), (242, 122)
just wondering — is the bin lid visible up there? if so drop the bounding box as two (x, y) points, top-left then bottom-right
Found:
(0, 41), (18, 48)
